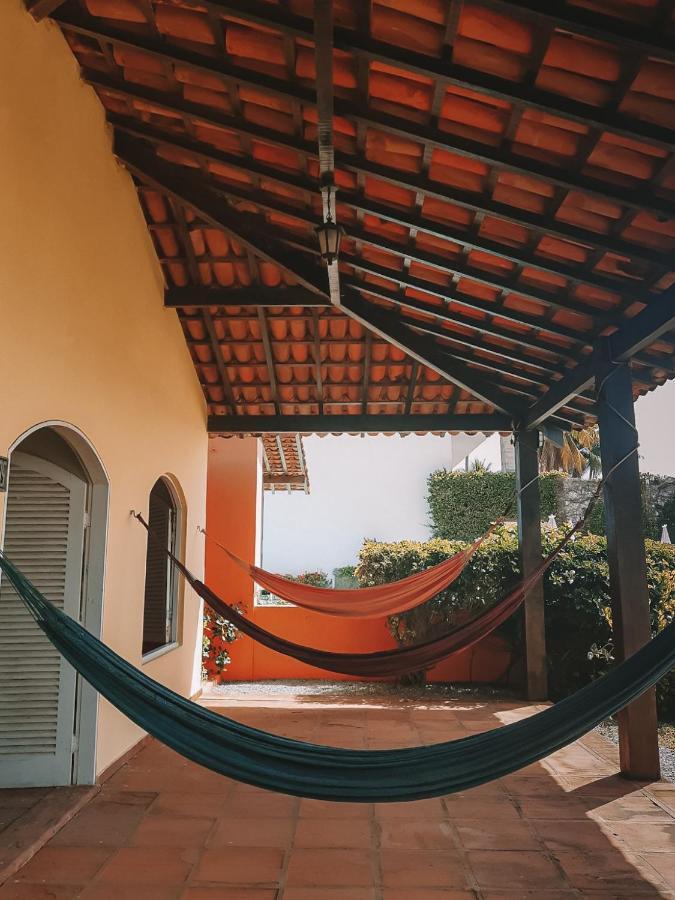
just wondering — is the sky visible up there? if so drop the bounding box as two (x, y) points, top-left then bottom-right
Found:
(262, 379), (675, 577)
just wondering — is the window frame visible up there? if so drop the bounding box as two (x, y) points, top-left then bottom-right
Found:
(141, 476), (183, 662)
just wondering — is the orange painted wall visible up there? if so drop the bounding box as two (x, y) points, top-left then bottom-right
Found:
(206, 437), (513, 683)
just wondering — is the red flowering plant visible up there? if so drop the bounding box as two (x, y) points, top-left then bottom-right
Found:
(202, 605), (241, 683)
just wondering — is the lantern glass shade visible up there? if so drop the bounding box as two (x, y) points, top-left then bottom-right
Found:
(315, 219), (342, 264)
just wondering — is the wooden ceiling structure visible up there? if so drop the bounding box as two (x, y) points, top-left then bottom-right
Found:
(29, 0), (675, 437)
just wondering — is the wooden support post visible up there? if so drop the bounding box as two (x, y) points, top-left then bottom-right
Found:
(596, 361), (660, 780)
(515, 429), (548, 700)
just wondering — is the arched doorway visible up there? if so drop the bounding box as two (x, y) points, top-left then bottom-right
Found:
(0, 424), (108, 787)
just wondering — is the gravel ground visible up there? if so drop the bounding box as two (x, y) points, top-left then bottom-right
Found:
(597, 717), (675, 782)
(206, 679), (519, 704)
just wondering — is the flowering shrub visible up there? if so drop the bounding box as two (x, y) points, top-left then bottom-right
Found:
(202, 605), (240, 683)
(357, 528), (675, 711)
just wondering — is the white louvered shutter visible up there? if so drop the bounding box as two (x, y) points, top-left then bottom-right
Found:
(0, 453), (86, 787)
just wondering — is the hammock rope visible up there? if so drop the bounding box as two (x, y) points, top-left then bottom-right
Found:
(134, 480), (603, 678)
(1, 547), (673, 802)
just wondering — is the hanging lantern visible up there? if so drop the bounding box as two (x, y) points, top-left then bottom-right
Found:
(315, 215), (342, 264)
(315, 184), (343, 264)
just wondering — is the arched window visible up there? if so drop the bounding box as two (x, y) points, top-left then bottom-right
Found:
(142, 478), (180, 657)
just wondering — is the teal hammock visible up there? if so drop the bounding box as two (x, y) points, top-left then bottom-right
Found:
(1, 548), (673, 803)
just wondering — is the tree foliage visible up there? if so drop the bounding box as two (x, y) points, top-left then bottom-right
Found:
(540, 426), (601, 477)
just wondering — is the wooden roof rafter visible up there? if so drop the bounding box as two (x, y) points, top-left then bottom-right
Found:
(97, 76), (671, 272)
(55, 9), (675, 225)
(114, 134), (547, 417)
(153, 0), (675, 145)
(109, 114), (668, 314)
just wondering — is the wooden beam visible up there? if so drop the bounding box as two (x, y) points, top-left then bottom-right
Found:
(596, 360), (660, 779)
(113, 133), (329, 298)
(257, 309), (280, 414)
(515, 429), (548, 700)
(361, 331), (372, 415)
(263, 474), (307, 487)
(524, 284), (675, 427)
(339, 291), (521, 416)
(165, 287), (330, 308)
(313, 0), (341, 306)
(27, 0), (67, 20)
(52, 12), (675, 217)
(104, 99), (667, 271)
(208, 413), (514, 433)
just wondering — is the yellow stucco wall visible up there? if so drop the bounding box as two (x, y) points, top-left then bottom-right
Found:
(0, 2), (208, 774)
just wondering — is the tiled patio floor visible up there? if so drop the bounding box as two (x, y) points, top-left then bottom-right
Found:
(3, 685), (675, 898)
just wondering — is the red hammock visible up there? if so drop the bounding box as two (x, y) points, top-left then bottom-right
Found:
(137, 494), (596, 677)
(201, 528), (495, 618)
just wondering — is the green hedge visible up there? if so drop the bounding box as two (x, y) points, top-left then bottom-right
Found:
(357, 529), (675, 712)
(426, 470), (562, 541)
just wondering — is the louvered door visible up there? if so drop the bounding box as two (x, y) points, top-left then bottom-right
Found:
(0, 452), (86, 787)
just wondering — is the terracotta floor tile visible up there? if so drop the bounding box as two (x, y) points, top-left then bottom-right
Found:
(379, 849), (470, 888)
(96, 789), (158, 808)
(131, 815), (214, 847)
(181, 890), (277, 900)
(532, 818), (622, 852)
(588, 794), (675, 823)
(0, 885), (79, 899)
(15, 846), (113, 883)
(381, 892), (475, 900)
(0, 790), (49, 811)
(48, 800), (146, 847)
(285, 848), (374, 886)
(207, 817), (294, 848)
(224, 793), (297, 819)
(298, 799), (372, 819)
(281, 890), (376, 900)
(378, 818), (456, 850)
(95, 847), (195, 884)
(642, 851), (675, 883)
(80, 886), (183, 900)
(375, 799), (445, 820)
(444, 796), (521, 819)
(191, 847), (284, 885)
(455, 818), (540, 850)
(481, 893), (576, 899)
(467, 850), (568, 890)
(516, 796), (591, 820)
(554, 847), (665, 892)
(611, 822), (675, 851)
(294, 818), (373, 849)
(146, 792), (228, 819)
